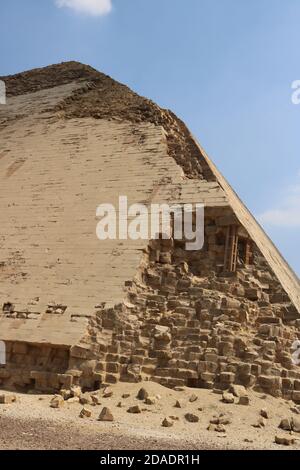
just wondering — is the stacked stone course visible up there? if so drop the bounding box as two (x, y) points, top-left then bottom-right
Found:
(1, 210), (299, 399)
(59, 210), (300, 401)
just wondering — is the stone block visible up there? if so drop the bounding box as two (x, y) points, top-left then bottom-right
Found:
(294, 380), (300, 391)
(70, 345), (91, 360)
(106, 363), (119, 374)
(258, 375), (281, 390)
(105, 374), (118, 384)
(245, 288), (261, 301)
(220, 372), (235, 384)
(293, 391), (300, 403)
(282, 378), (294, 390)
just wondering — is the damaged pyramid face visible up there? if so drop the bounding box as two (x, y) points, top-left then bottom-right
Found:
(0, 62), (299, 399)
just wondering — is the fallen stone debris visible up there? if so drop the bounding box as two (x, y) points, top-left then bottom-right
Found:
(79, 407), (92, 419)
(98, 407), (114, 422)
(127, 405), (142, 414)
(162, 417), (174, 428)
(275, 435), (295, 446)
(184, 413), (199, 423)
(50, 395), (64, 409)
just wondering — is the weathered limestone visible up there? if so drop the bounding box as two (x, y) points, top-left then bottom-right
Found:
(0, 62), (299, 402)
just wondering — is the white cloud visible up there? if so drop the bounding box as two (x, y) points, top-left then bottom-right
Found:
(259, 174), (300, 228)
(55, 0), (112, 16)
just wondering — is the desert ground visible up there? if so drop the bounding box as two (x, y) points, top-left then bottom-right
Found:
(0, 381), (299, 450)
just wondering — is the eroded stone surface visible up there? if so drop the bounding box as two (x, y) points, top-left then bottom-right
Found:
(0, 62), (299, 401)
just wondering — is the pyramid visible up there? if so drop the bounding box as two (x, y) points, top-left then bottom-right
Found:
(0, 62), (299, 399)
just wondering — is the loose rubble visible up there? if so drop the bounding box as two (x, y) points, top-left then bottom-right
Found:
(162, 418), (174, 428)
(275, 435), (295, 446)
(50, 395), (64, 409)
(127, 405), (142, 414)
(185, 413), (199, 423)
(80, 407), (92, 419)
(98, 407), (114, 422)
(222, 393), (235, 404)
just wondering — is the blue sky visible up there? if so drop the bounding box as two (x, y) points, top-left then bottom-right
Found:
(0, 0), (299, 275)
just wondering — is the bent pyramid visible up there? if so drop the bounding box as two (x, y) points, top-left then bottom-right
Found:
(0, 62), (299, 399)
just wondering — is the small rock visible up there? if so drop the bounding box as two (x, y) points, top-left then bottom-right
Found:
(213, 388), (224, 395)
(222, 392), (235, 404)
(189, 394), (198, 403)
(260, 409), (269, 419)
(292, 417), (300, 433)
(67, 396), (80, 404)
(185, 413), (199, 423)
(207, 424), (216, 432)
(253, 417), (266, 429)
(219, 416), (231, 425)
(170, 416), (179, 421)
(122, 393), (130, 399)
(98, 407), (114, 422)
(79, 407), (92, 419)
(127, 405), (142, 414)
(137, 388), (148, 400)
(174, 400), (182, 408)
(50, 395), (64, 409)
(174, 386), (185, 392)
(60, 389), (71, 400)
(215, 424), (226, 433)
(103, 387), (113, 398)
(230, 385), (247, 398)
(258, 417), (266, 428)
(279, 418), (292, 431)
(117, 401), (123, 408)
(275, 435), (295, 446)
(91, 395), (101, 406)
(162, 417), (174, 428)
(156, 394), (162, 401)
(210, 415), (231, 426)
(210, 417), (220, 425)
(239, 396), (250, 406)
(291, 406), (300, 415)
(80, 393), (92, 405)
(145, 396), (157, 405)
(244, 438), (254, 443)
(70, 386), (82, 398)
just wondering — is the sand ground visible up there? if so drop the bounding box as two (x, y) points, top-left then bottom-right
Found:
(0, 381), (299, 450)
